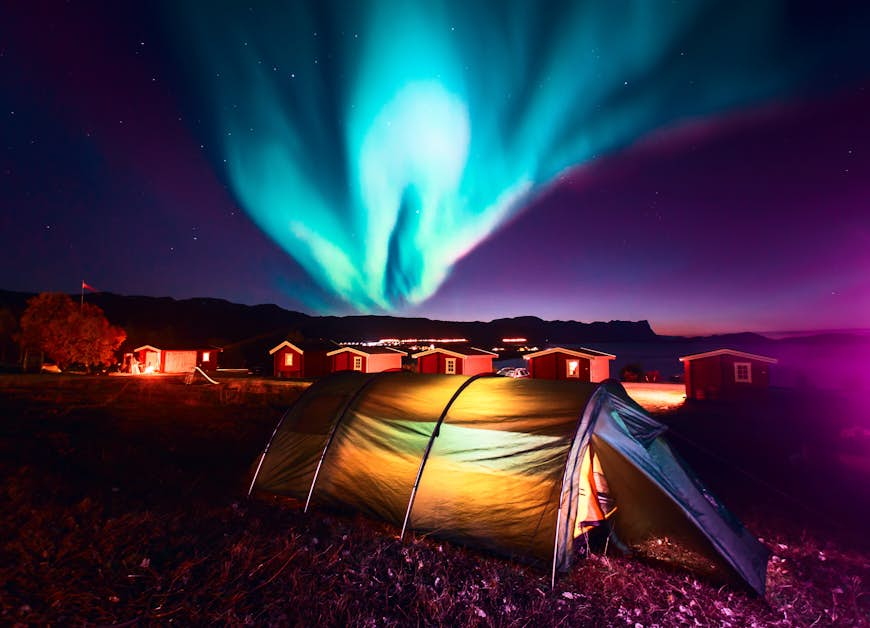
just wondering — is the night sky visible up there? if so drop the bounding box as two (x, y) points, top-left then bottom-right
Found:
(2, 1), (869, 335)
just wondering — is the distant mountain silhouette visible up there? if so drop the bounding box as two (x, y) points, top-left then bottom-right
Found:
(658, 330), (774, 347)
(0, 290), (660, 368)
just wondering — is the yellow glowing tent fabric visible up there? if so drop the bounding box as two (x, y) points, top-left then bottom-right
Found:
(250, 372), (769, 595)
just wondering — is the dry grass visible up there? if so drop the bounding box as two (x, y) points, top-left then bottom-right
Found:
(1, 376), (868, 626)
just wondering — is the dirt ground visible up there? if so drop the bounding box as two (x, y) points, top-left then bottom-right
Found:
(0, 375), (867, 626)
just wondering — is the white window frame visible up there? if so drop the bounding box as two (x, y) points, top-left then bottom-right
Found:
(566, 360), (580, 378)
(353, 355), (363, 371)
(284, 352), (294, 367)
(445, 358), (456, 375)
(734, 362), (752, 383)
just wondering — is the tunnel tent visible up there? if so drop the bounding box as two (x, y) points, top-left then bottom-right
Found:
(249, 371), (769, 595)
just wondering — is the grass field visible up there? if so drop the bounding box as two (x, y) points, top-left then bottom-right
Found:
(1, 375), (867, 625)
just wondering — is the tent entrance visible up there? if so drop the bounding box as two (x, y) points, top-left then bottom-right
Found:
(574, 446), (616, 537)
(590, 435), (741, 586)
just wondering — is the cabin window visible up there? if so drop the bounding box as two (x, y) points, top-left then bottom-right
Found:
(353, 355), (363, 371)
(734, 362), (751, 383)
(284, 353), (294, 367)
(202, 351), (210, 362)
(567, 360), (580, 378)
(445, 358), (456, 374)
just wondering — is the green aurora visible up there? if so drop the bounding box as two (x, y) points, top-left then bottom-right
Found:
(174, 1), (866, 311)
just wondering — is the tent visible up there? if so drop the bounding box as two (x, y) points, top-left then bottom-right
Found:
(249, 372), (769, 594)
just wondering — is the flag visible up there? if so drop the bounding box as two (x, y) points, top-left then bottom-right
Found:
(82, 281), (98, 292)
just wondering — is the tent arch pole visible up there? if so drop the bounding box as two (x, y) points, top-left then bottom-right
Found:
(550, 385), (607, 587)
(399, 373), (493, 541)
(247, 381), (322, 497)
(304, 371), (409, 513)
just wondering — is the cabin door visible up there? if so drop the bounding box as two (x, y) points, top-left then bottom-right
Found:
(144, 351), (160, 372)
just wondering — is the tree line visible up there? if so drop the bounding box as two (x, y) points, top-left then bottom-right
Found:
(2, 293), (125, 372)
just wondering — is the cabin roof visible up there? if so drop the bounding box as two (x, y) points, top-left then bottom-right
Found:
(523, 346), (616, 361)
(327, 346), (407, 357)
(268, 339), (339, 355)
(411, 346), (497, 359)
(678, 348), (778, 364)
(133, 344), (220, 352)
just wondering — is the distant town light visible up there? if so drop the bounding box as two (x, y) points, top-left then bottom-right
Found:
(338, 337), (471, 345)
(501, 337), (527, 343)
(339, 338), (468, 347)
(380, 337), (468, 344)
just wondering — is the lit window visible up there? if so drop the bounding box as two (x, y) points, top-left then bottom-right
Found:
(445, 358), (456, 374)
(202, 351), (210, 362)
(284, 353), (293, 366)
(734, 362), (751, 383)
(353, 355), (363, 371)
(567, 360), (580, 378)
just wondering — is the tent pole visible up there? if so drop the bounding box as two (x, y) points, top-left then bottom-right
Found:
(247, 380), (322, 497)
(399, 373), (492, 541)
(304, 371), (408, 513)
(247, 405), (294, 497)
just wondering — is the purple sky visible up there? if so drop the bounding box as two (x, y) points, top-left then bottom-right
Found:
(1, 3), (869, 335)
(407, 91), (870, 334)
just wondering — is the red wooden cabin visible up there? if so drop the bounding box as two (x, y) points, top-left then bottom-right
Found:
(523, 347), (615, 382)
(412, 346), (496, 376)
(132, 344), (219, 373)
(327, 346), (406, 373)
(269, 339), (337, 379)
(679, 349), (778, 400)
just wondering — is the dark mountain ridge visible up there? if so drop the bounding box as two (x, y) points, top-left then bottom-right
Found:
(0, 290), (659, 367)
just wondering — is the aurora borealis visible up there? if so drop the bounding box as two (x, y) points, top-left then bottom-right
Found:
(176, 1), (867, 311)
(1, 1), (870, 333)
